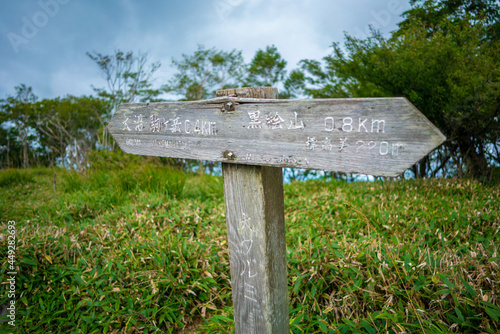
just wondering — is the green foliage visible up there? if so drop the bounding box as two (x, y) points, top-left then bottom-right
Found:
(294, 0), (500, 179)
(37, 95), (109, 165)
(166, 45), (246, 101)
(0, 168), (34, 187)
(87, 149), (156, 171)
(136, 166), (186, 198)
(283, 68), (307, 99)
(245, 44), (298, 99)
(59, 153), (188, 199)
(246, 45), (287, 88)
(1, 163), (499, 333)
(0, 85), (39, 169)
(87, 50), (163, 110)
(401, 0), (500, 41)
(166, 44), (299, 100)
(284, 178), (500, 333)
(0, 89), (110, 169)
(183, 172), (224, 201)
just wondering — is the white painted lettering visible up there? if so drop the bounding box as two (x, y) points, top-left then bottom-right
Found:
(134, 114), (144, 132)
(149, 115), (160, 132)
(244, 283), (258, 302)
(248, 110), (262, 129)
(342, 117), (353, 132)
(356, 140), (365, 152)
(322, 137), (333, 151)
(325, 117), (334, 132)
(306, 137), (317, 150)
(239, 212), (252, 231)
(194, 120), (201, 134)
(288, 112), (305, 130)
(246, 259), (257, 278)
(339, 137), (348, 152)
(371, 119), (386, 133)
(126, 139), (141, 146)
(358, 118), (368, 132)
(380, 141), (389, 155)
(201, 121), (210, 135)
(392, 143), (403, 156)
(265, 112), (285, 129)
(171, 117), (182, 133)
(241, 239), (253, 255)
(122, 117), (131, 131)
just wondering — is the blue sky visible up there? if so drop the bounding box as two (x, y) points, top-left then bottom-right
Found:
(0, 0), (412, 100)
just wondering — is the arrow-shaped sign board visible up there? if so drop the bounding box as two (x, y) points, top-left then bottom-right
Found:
(108, 91), (447, 333)
(108, 97), (446, 177)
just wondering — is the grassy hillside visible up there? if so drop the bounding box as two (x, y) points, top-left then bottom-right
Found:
(1, 153), (499, 333)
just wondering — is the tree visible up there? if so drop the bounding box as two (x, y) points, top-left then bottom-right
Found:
(0, 85), (38, 168)
(164, 45), (246, 172)
(294, 1), (499, 179)
(0, 126), (23, 169)
(283, 69), (306, 99)
(34, 96), (109, 168)
(400, 0), (500, 41)
(166, 45), (246, 101)
(87, 50), (162, 112)
(244, 45), (300, 99)
(87, 49), (162, 150)
(0, 85), (109, 169)
(13, 84), (37, 104)
(245, 45), (287, 87)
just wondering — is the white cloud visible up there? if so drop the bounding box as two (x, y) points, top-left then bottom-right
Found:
(0, 0), (412, 99)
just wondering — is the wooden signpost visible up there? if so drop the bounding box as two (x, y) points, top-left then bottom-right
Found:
(108, 87), (446, 333)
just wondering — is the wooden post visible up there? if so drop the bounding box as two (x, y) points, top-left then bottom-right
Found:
(219, 87), (289, 333)
(108, 87), (446, 333)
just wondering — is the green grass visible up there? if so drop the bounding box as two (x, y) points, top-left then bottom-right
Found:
(1, 156), (499, 333)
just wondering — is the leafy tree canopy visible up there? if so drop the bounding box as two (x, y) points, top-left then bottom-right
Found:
(1, 86), (109, 168)
(166, 45), (245, 101)
(400, 0), (500, 40)
(295, 0), (500, 179)
(87, 49), (162, 112)
(246, 45), (287, 88)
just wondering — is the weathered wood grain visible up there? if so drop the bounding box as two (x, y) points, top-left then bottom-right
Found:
(216, 87), (279, 99)
(223, 164), (289, 333)
(221, 87), (289, 333)
(108, 96), (446, 176)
